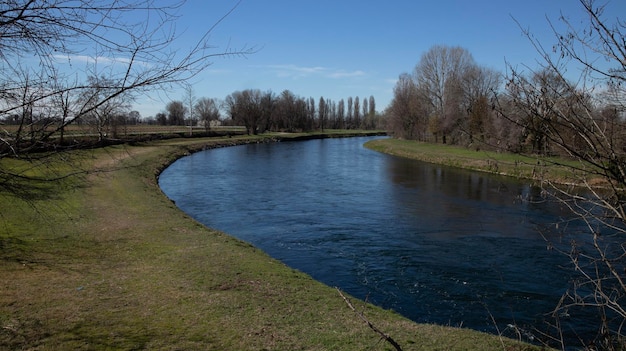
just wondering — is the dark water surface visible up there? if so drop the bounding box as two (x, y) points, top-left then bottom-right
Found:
(158, 136), (594, 346)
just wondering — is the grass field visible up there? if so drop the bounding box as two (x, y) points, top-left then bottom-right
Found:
(0, 132), (549, 350)
(365, 138), (597, 186)
(1, 123), (248, 137)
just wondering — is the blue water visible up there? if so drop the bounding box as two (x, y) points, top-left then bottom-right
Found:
(158, 136), (606, 347)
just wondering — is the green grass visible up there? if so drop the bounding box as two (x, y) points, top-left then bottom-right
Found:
(365, 138), (592, 185)
(0, 133), (549, 350)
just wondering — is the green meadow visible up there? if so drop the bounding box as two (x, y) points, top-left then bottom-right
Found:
(1, 133), (548, 350)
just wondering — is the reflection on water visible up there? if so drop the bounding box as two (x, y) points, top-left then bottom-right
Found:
(159, 136), (606, 347)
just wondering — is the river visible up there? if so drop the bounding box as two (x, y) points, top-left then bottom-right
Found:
(158, 136), (602, 347)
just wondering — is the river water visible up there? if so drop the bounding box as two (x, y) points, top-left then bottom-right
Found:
(158, 136), (601, 347)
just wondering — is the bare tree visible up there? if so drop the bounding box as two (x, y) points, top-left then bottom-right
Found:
(80, 75), (131, 140)
(194, 97), (221, 131)
(362, 97), (368, 122)
(346, 96), (353, 128)
(499, 1), (626, 348)
(337, 99), (345, 129)
(414, 45), (474, 143)
(461, 65), (501, 146)
(369, 95), (376, 117)
(166, 101), (187, 126)
(183, 84), (197, 134)
(224, 89), (268, 135)
(0, 0), (251, 162)
(388, 73), (430, 140)
(353, 96), (360, 129)
(318, 97), (326, 132)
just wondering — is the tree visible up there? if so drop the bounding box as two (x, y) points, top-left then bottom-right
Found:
(128, 111), (141, 125)
(194, 97), (221, 131)
(337, 99), (346, 129)
(224, 89), (269, 135)
(184, 84), (197, 132)
(318, 97), (326, 132)
(155, 112), (168, 126)
(307, 97), (316, 131)
(80, 75), (131, 140)
(353, 96), (360, 129)
(0, 0), (252, 191)
(166, 101), (187, 126)
(363, 95), (378, 130)
(499, 1), (626, 348)
(347, 96), (353, 128)
(369, 96), (376, 116)
(273, 90), (296, 131)
(461, 65), (501, 145)
(258, 90), (275, 133)
(388, 73), (430, 140)
(414, 45), (474, 144)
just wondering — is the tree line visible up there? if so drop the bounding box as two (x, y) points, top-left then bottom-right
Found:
(386, 44), (625, 159)
(153, 90), (383, 135)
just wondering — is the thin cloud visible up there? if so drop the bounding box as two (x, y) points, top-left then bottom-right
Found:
(262, 64), (366, 79)
(264, 64), (326, 79)
(52, 54), (151, 67)
(328, 70), (366, 79)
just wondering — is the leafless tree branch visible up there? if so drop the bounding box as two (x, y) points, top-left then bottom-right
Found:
(336, 287), (403, 351)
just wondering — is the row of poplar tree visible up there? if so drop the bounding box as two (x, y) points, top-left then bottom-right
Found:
(156, 90), (383, 135)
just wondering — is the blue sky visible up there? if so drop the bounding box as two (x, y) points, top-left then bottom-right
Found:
(133, 0), (625, 117)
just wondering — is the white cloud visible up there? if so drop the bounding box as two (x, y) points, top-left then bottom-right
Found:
(52, 54), (150, 67)
(261, 64), (366, 80)
(262, 64), (326, 79)
(327, 70), (366, 79)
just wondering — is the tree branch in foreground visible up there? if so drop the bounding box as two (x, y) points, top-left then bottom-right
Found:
(336, 287), (403, 351)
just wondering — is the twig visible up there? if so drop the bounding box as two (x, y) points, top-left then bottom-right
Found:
(336, 287), (403, 351)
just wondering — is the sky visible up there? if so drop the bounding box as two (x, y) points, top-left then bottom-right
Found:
(132, 0), (626, 117)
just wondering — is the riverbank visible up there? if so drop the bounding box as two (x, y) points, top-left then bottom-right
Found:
(364, 138), (597, 186)
(1, 132), (545, 350)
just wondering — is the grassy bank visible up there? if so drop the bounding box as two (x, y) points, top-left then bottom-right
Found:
(1, 133), (544, 350)
(365, 138), (594, 185)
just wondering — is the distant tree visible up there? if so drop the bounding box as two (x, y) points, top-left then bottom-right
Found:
(362, 98), (369, 122)
(295, 96), (310, 132)
(467, 94), (491, 145)
(388, 73), (429, 139)
(347, 97), (353, 128)
(80, 75), (131, 140)
(273, 90), (295, 131)
(363, 95), (378, 130)
(166, 101), (187, 126)
(414, 45), (474, 143)
(318, 97), (327, 132)
(184, 84), (197, 131)
(224, 89), (267, 135)
(337, 99), (346, 129)
(155, 112), (168, 126)
(353, 96), (360, 129)
(328, 99), (337, 129)
(128, 111), (142, 125)
(369, 96), (376, 116)
(308, 97), (316, 131)
(461, 65), (501, 146)
(143, 115), (157, 125)
(194, 97), (221, 131)
(258, 90), (275, 133)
